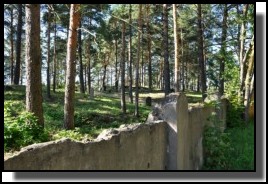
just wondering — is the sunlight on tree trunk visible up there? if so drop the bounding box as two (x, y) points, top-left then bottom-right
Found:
(64, 4), (81, 130)
(46, 5), (51, 99)
(25, 4), (44, 127)
(14, 4), (22, 85)
(135, 4), (142, 117)
(121, 21), (126, 114)
(173, 4), (180, 92)
(197, 4), (207, 101)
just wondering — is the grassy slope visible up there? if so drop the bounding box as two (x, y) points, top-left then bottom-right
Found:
(4, 85), (151, 145)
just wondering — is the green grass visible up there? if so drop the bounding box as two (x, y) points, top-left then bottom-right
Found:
(226, 123), (254, 170)
(203, 122), (254, 170)
(4, 85), (151, 152)
(3, 86), (212, 157)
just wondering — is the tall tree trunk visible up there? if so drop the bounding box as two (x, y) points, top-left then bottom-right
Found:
(46, 5), (51, 98)
(163, 4), (170, 96)
(158, 59), (164, 90)
(185, 43), (188, 91)
(84, 65), (87, 91)
(87, 18), (91, 95)
(135, 4), (142, 117)
(239, 4), (249, 103)
(147, 4), (152, 92)
(128, 4), (133, 103)
(219, 4), (228, 96)
(14, 4), (23, 85)
(102, 61), (107, 91)
(53, 19), (57, 92)
(181, 28), (185, 92)
(197, 74), (200, 92)
(64, 4), (81, 130)
(236, 5), (241, 59)
(173, 4), (180, 92)
(197, 4), (207, 101)
(10, 7), (14, 84)
(78, 20), (85, 93)
(115, 39), (118, 92)
(141, 38), (144, 87)
(20, 65), (23, 85)
(25, 4), (44, 127)
(244, 38), (254, 122)
(110, 67), (113, 87)
(121, 21), (126, 114)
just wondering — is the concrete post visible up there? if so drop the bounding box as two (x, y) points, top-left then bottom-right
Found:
(176, 93), (189, 170)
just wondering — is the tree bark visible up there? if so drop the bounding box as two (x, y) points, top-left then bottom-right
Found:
(128, 4), (133, 103)
(244, 39), (254, 122)
(181, 28), (185, 92)
(53, 19), (57, 92)
(46, 5), (51, 98)
(197, 4), (207, 101)
(115, 39), (118, 92)
(163, 4), (170, 96)
(239, 4), (249, 102)
(64, 4), (81, 130)
(10, 7), (14, 84)
(14, 4), (23, 85)
(84, 65), (87, 91)
(141, 38), (144, 87)
(135, 4), (142, 117)
(25, 4), (44, 127)
(219, 4), (228, 96)
(102, 59), (107, 92)
(121, 21), (126, 114)
(185, 43), (188, 91)
(87, 18), (91, 95)
(147, 4), (152, 92)
(173, 4), (180, 92)
(78, 20), (85, 93)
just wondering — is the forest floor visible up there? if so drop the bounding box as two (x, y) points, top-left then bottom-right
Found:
(4, 85), (254, 169)
(4, 85), (203, 148)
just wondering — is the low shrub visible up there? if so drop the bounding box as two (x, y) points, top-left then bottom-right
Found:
(4, 102), (49, 152)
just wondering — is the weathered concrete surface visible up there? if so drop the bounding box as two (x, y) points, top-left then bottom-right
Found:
(146, 93), (180, 170)
(188, 98), (228, 170)
(146, 93), (227, 170)
(176, 93), (189, 170)
(4, 121), (167, 170)
(188, 105), (214, 170)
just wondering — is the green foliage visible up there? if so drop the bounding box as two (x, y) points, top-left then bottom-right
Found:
(4, 102), (49, 151)
(203, 123), (233, 170)
(226, 123), (254, 170)
(203, 111), (254, 170)
(52, 128), (84, 141)
(226, 103), (244, 128)
(4, 86), (152, 152)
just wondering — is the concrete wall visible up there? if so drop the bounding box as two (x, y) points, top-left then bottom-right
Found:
(147, 93), (227, 170)
(4, 93), (227, 170)
(4, 121), (167, 170)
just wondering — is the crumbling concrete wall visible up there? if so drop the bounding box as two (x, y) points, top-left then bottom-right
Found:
(4, 121), (167, 170)
(147, 93), (227, 170)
